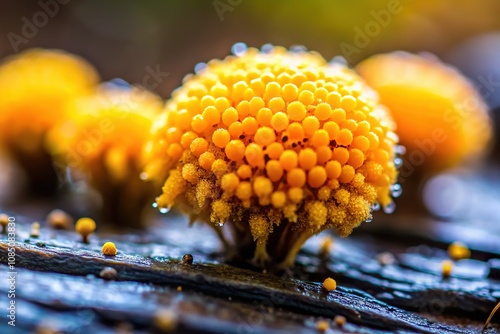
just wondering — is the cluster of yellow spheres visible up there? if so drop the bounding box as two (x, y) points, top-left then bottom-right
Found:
(49, 83), (163, 183)
(0, 49), (98, 143)
(0, 49), (98, 193)
(357, 51), (492, 171)
(46, 82), (164, 227)
(143, 44), (400, 263)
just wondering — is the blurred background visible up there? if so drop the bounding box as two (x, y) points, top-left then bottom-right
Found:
(1, 0), (500, 223)
(0, 0), (498, 103)
(3, 0), (500, 145)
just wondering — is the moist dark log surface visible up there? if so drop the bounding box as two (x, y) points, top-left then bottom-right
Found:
(0, 207), (499, 333)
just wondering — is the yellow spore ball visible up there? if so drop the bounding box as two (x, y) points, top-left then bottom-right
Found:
(0, 49), (98, 193)
(315, 320), (329, 332)
(448, 241), (471, 261)
(48, 83), (163, 227)
(254, 127), (276, 146)
(75, 217), (96, 243)
(46, 209), (74, 230)
(333, 315), (346, 327)
(154, 308), (178, 331)
(319, 236), (333, 257)
(0, 49), (98, 139)
(323, 277), (337, 291)
(442, 259), (453, 278)
(0, 214), (9, 233)
(30, 222), (40, 238)
(356, 52), (492, 171)
(102, 242), (117, 256)
(50, 84), (163, 170)
(144, 44), (399, 267)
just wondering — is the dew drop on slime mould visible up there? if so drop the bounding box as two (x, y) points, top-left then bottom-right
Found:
(390, 184), (403, 198)
(159, 207), (170, 214)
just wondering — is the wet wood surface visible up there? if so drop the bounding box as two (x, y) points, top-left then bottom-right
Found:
(0, 207), (499, 333)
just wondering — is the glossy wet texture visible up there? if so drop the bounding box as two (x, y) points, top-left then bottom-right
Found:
(0, 208), (499, 333)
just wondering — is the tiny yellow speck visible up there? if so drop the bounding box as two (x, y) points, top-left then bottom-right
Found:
(102, 242), (117, 256)
(315, 319), (329, 332)
(0, 214), (9, 230)
(47, 209), (73, 230)
(334, 315), (346, 327)
(376, 252), (395, 266)
(319, 236), (333, 257)
(448, 241), (470, 261)
(442, 259), (453, 278)
(30, 222), (40, 238)
(76, 218), (96, 235)
(154, 308), (177, 331)
(75, 218), (96, 243)
(323, 277), (337, 291)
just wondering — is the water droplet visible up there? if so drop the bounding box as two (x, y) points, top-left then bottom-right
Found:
(290, 45), (307, 53)
(152, 202), (158, 208)
(390, 184), (403, 198)
(159, 207), (170, 214)
(104, 78), (131, 89)
(261, 43), (273, 53)
(383, 201), (396, 214)
(215, 221), (224, 227)
(231, 42), (248, 56)
(139, 172), (149, 180)
(371, 202), (381, 211)
(395, 145), (406, 156)
(329, 56), (348, 66)
(364, 215), (373, 223)
(394, 157), (403, 169)
(194, 62), (207, 74)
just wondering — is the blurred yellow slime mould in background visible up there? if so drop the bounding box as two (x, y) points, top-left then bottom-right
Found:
(0, 49), (99, 194)
(356, 52), (493, 173)
(48, 82), (163, 227)
(143, 44), (400, 268)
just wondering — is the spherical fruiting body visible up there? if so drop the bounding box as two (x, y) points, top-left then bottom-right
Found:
(319, 236), (333, 257)
(0, 214), (9, 233)
(356, 51), (492, 172)
(144, 44), (399, 267)
(323, 277), (337, 291)
(48, 83), (163, 227)
(99, 267), (118, 280)
(0, 49), (98, 194)
(377, 251), (395, 266)
(102, 242), (117, 256)
(30, 222), (40, 238)
(75, 217), (96, 243)
(334, 315), (346, 327)
(46, 209), (74, 230)
(442, 259), (453, 278)
(316, 320), (330, 332)
(154, 308), (178, 331)
(448, 241), (470, 261)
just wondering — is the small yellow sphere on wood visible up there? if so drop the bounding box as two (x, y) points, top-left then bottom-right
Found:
(323, 277), (337, 291)
(75, 217), (96, 243)
(102, 242), (117, 256)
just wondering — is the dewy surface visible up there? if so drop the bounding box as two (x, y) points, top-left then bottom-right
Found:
(143, 44), (399, 265)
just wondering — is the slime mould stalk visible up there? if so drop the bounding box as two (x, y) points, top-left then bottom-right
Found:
(143, 44), (400, 268)
(48, 82), (163, 227)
